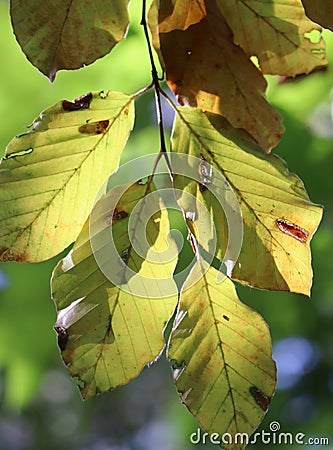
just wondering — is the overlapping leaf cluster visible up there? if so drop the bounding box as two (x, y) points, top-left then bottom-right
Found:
(2, 0), (331, 447)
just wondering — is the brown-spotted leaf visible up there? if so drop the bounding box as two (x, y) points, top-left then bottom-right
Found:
(216, 0), (327, 75)
(0, 91), (134, 262)
(154, 1), (283, 152)
(301, 0), (333, 31)
(52, 182), (178, 399)
(171, 107), (323, 296)
(168, 264), (276, 449)
(10, 0), (130, 81)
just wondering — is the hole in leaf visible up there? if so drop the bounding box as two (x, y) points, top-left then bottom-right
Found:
(304, 29), (321, 43)
(138, 176), (149, 185)
(3, 148), (33, 159)
(250, 55), (260, 68)
(312, 48), (326, 54)
(99, 90), (108, 99)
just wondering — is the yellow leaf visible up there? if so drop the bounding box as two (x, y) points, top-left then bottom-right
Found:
(52, 181), (178, 399)
(0, 91), (134, 262)
(172, 107), (323, 295)
(216, 0), (327, 75)
(168, 264), (276, 448)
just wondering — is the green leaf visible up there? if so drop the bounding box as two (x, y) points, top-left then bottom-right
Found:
(10, 0), (130, 81)
(301, 0), (333, 31)
(171, 107), (323, 295)
(51, 181), (178, 399)
(216, 0), (327, 75)
(0, 91), (134, 262)
(168, 264), (276, 448)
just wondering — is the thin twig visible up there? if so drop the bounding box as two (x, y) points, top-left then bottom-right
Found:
(141, 0), (173, 180)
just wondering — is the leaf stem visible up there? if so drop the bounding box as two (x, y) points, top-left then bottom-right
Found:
(141, 0), (173, 179)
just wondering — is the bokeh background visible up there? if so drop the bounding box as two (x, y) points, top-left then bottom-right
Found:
(1, 0), (333, 449)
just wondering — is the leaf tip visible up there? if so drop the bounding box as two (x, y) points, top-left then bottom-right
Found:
(275, 218), (309, 243)
(48, 67), (57, 83)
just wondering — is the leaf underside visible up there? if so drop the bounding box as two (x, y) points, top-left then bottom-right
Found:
(51, 181), (178, 399)
(0, 90), (134, 262)
(216, 0), (327, 76)
(150, 0), (284, 153)
(157, 0), (206, 32)
(10, 0), (130, 80)
(168, 264), (276, 450)
(171, 107), (322, 296)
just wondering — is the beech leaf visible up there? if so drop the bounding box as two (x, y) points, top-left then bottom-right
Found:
(216, 0), (327, 75)
(171, 107), (323, 296)
(152, 0), (284, 152)
(10, 0), (130, 81)
(0, 91), (134, 262)
(51, 181), (178, 399)
(301, 0), (333, 31)
(168, 264), (276, 448)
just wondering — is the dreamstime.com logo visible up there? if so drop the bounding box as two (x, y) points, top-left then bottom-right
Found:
(89, 153), (243, 297)
(189, 421), (330, 446)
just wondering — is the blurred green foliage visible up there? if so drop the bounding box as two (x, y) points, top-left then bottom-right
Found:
(0, 0), (333, 448)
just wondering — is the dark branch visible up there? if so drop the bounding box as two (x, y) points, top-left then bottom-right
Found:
(141, 0), (173, 178)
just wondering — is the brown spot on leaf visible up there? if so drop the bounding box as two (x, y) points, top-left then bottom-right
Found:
(250, 386), (271, 411)
(105, 208), (128, 225)
(275, 218), (309, 243)
(0, 247), (26, 262)
(62, 92), (93, 111)
(223, 315), (230, 321)
(54, 325), (68, 351)
(78, 120), (109, 135)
